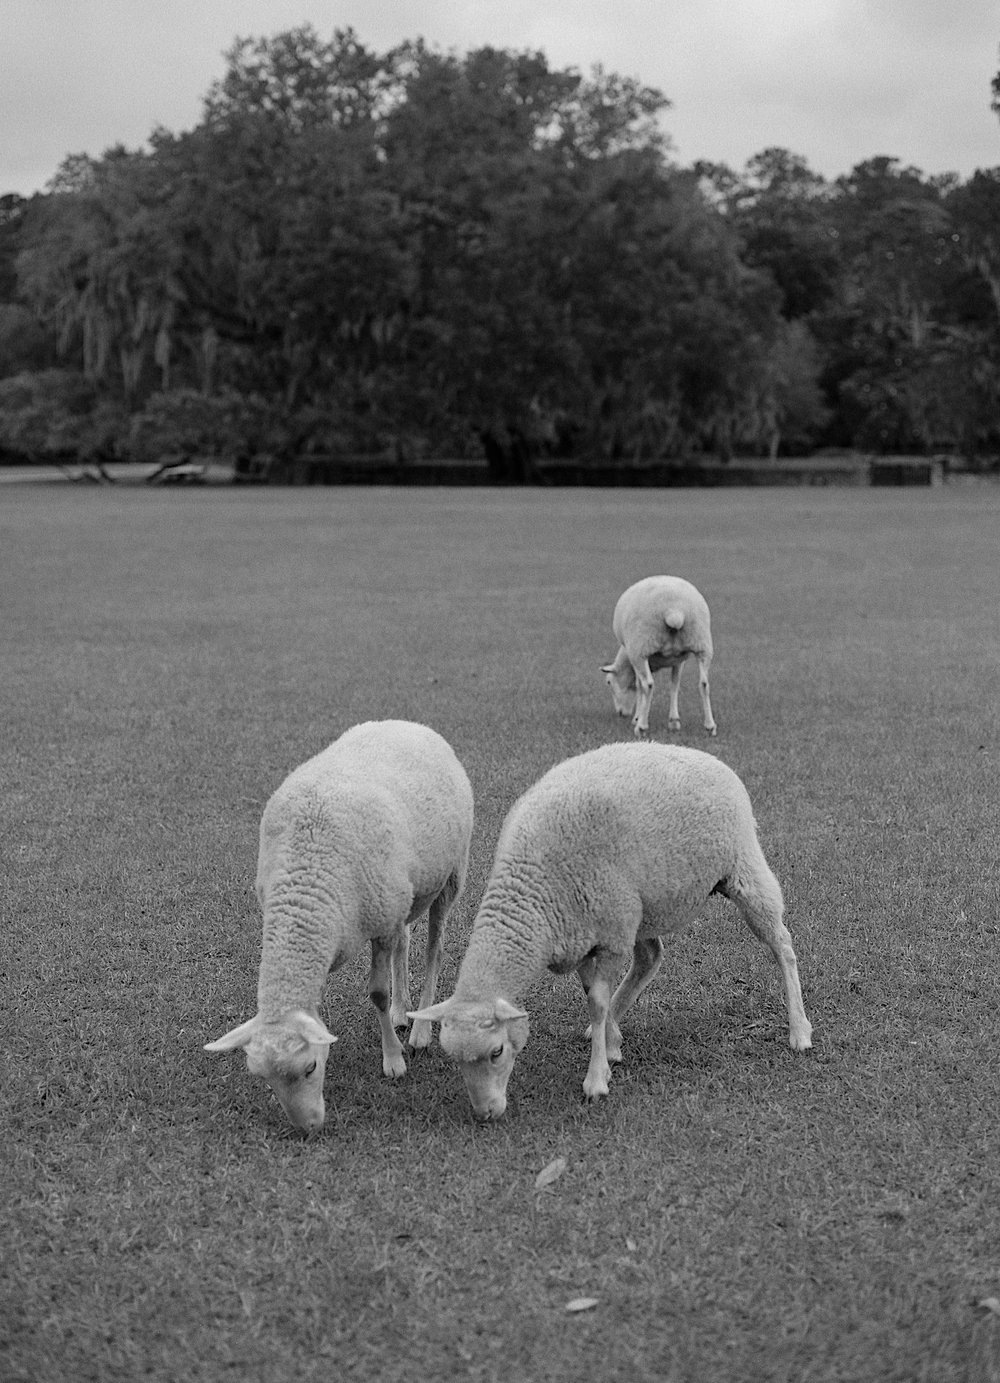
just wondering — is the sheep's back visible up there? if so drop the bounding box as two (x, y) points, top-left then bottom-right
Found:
(500, 744), (752, 909)
(613, 576), (712, 657)
(258, 721), (473, 909)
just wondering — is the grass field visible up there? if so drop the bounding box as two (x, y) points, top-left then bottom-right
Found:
(3, 483), (999, 1383)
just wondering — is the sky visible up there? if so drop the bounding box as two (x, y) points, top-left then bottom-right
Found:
(3, 0), (998, 197)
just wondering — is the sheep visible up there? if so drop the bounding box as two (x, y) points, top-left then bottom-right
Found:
(204, 720), (474, 1132)
(602, 575), (717, 738)
(411, 742), (811, 1120)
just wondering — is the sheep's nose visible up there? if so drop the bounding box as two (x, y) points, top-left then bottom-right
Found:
(292, 1107), (325, 1135)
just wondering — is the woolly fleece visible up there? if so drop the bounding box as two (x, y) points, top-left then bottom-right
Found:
(206, 720), (473, 1131)
(414, 742), (811, 1118)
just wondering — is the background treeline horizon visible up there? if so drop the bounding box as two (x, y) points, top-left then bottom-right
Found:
(1, 26), (999, 477)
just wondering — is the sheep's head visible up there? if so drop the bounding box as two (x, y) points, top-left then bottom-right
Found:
(601, 661), (637, 718)
(204, 1009), (337, 1133)
(408, 997), (529, 1121)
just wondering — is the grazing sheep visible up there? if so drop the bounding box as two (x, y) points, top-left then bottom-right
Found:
(205, 720), (473, 1132)
(411, 743), (811, 1120)
(602, 575), (717, 738)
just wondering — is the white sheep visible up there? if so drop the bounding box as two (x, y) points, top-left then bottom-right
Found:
(602, 575), (717, 738)
(205, 720), (474, 1132)
(411, 742), (811, 1120)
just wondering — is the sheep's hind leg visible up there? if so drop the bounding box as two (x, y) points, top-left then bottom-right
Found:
(370, 936), (407, 1077)
(408, 875), (457, 1051)
(666, 663), (683, 732)
(724, 861), (813, 1052)
(632, 658), (656, 738)
(697, 654), (717, 736)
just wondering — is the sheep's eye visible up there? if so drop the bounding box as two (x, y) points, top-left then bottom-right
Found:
(304, 1060), (317, 1077)
(489, 1046), (504, 1063)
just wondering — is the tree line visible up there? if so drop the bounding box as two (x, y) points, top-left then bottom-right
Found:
(1, 26), (998, 476)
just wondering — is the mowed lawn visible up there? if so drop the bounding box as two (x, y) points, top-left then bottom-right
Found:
(2, 483), (999, 1383)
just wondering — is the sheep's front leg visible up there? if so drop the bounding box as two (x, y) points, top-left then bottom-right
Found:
(666, 663), (683, 732)
(388, 925), (411, 1033)
(632, 658), (656, 738)
(409, 878), (455, 1051)
(369, 937), (407, 1078)
(697, 654), (717, 736)
(584, 937), (663, 1061)
(578, 951), (623, 1099)
(582, 975), (615, 1099)
(582, 1007), (623, 1063)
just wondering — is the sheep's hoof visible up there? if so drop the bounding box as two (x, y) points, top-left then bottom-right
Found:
(383, 1054), (407, 1079)
(582, 1066), (611, 1101)
(633, 725), (649, 740)
(407, 1019), (433, 1050)
(667, 719), (681, 733)
(789, 1025), (813, 1052)
(705, 725), (718, 738)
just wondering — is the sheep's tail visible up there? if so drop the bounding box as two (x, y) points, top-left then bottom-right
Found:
(664, 608), (685, 633)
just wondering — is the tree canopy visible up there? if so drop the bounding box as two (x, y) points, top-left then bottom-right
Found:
(2, 27), (998, 470)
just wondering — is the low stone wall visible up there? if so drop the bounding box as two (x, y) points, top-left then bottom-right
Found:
(869, 458), (943, 486)
(258, 455), (874, 487)
(249, 456), (491, 486)
(214, 451), (996, 487)
(534, 460), (871, 487)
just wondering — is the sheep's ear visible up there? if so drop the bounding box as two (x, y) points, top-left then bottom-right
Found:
(407, 1000), (453, 1023)
(493, 998), (528, 1023)
(600, 663), (616, 674)
(204, 1016), (261, 1053)
(285, 1010), (338, 1047)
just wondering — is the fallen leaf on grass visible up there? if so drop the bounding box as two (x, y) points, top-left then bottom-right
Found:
(534, 1156), (568, 1189)
(978, 1297), (1000, 1316)
(872, 1195), (909, 1221)
(565, 1298), (598, 1313)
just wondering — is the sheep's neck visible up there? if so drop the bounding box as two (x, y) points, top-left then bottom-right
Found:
(256, 899), (341, 1022)
(456, 896), (554, 1004)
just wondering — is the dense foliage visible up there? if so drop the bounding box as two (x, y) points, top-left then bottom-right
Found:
(1, 27), (998, 471)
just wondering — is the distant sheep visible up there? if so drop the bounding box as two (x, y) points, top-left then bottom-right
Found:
(205, 720), (473, 1132)
(412, 743), (811, 1120)
(602, 575), (717, 737)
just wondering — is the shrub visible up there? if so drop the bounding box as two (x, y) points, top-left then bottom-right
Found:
(0, 369), (128, 460)
(127, 388), (272, 464)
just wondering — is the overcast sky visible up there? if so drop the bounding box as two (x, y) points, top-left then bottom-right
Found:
(3, 0), (998, 197)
